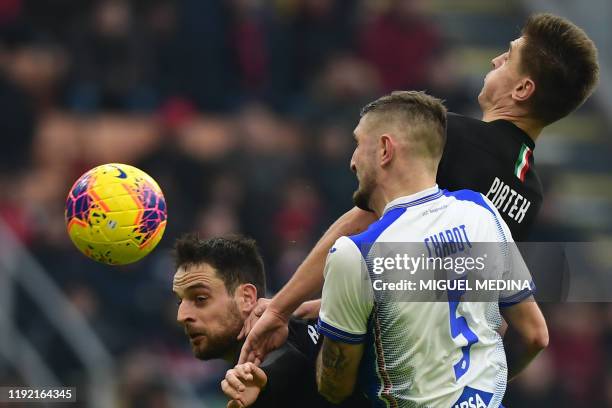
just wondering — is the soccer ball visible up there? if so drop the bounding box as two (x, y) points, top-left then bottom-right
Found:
(65, 163), (167, 265)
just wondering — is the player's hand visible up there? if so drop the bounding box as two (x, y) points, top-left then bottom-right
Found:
(238, 298), (271, 340)
(292, 299), (322, 320)
(238, 307), (289, 364)
(222, 362), (268, 408)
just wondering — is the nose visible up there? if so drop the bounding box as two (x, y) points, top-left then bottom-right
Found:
(350, 151), (357, 174)
(177, 301), (194, 326)
(491, 52), (506, 69)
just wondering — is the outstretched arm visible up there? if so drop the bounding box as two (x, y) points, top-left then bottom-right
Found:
(270, 207), (377, 320)
(239, 207), (376, 364)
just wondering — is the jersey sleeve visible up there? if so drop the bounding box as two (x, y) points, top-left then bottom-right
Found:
(317, 236), (373, 344)
(286, 319), (323, 360)
(436, 123), (453, 187)
(499, 241), (536, 307)
(481, 194), (536, 307)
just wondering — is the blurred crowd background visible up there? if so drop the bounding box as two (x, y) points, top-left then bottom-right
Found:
(0, 0), (611, 407)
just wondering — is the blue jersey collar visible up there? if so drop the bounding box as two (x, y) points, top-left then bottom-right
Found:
(382, 185), (441, 215)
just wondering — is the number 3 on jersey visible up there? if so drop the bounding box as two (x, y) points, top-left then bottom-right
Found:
(448, 299), (479, 381)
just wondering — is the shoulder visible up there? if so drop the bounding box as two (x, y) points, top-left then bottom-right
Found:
(448, 112), (483, 125)
(442, 188), (497, 215)
(449, 114), (529, 145)
(447, 113), (513, 142)
(325, 210), (400, 265)
(345, 207), (407, 255)
(448, 112), (508, 129)
(447, 112), (489, 134)
(328, 235), (362, 261)
(442, 189), (512, 240)
(445, 113), (494, 153)
(324, 235), (365, 282)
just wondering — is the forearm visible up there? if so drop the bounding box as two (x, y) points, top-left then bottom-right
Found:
(501, 301), (549, 381)
(269, 241), (327, 320)
(269, 207), (376, 319)
(503, 324), (547, 381)
(316, 342), (353, 404)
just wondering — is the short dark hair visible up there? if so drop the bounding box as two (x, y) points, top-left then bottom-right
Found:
(520, 13), (599, 125)
(173, 234), (266, 298)
(360, 90), (447, 163)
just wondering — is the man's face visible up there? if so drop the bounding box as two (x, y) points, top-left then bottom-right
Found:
(478, 37), (528, 110)
(173, 263), (243, 361)
(350, 115), (378, 212)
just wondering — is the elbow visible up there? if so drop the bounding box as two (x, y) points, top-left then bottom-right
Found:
(528, 323), (549, 352)
(534, 327), (549, 351)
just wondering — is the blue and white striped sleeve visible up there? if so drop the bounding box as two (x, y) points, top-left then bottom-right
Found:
(318, 236), (373, 344)
(482, 195), (536, 307)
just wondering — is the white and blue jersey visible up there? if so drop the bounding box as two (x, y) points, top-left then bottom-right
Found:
(318, 185), (534, 408)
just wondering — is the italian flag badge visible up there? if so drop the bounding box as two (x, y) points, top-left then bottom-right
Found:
(514, 144), (532, 182)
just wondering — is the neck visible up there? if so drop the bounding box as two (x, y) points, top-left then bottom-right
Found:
(223, 311), (252, 364)
(370, 175), (437, 217)
(482, 108), (543, 142)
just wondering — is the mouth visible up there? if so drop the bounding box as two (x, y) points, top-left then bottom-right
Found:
(187, 331), (205, 342)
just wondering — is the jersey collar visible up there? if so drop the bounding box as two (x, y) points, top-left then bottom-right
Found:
(382, 185), (442, 215)
(493, 119), (535, 150)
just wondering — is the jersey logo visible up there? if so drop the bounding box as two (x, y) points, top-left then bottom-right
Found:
(451, 386), (492, 408)
(514, 143), (532, 182)
(110, 165), (128, 179)
(329, 247), (337, 253)
(307, 324), (320, 344)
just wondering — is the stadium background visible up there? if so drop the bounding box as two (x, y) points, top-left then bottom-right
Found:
(0, 0), (611, 406)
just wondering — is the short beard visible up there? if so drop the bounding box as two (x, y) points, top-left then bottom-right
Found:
(352, 180), (375, 212)
(193, 302), (243, 361)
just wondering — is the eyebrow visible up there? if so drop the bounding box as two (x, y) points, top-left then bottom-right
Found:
(185, 283), (210, 291)
(173, 283), (211, 295)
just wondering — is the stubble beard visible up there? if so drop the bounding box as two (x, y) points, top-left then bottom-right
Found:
(192, 302), (243, 361)
(352, 174), (375, 213)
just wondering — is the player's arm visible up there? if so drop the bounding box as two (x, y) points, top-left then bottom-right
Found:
(501, 298), (548, 381)
(270, 207), (376, 319)
(482, 196), (548, 379)
(316, 339), (364, 404)
(239, 207), (376, 364)
(293, 299), (322, 319)
(316, 235), (372, 403)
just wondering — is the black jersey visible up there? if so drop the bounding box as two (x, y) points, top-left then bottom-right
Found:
(437, 113), (543, 241)
(254, 319), (368, 408)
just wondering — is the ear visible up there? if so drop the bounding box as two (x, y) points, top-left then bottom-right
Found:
(512, 77), (535, 102)
(380, 134), (395, 167)
(234, 283), (258, 314)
